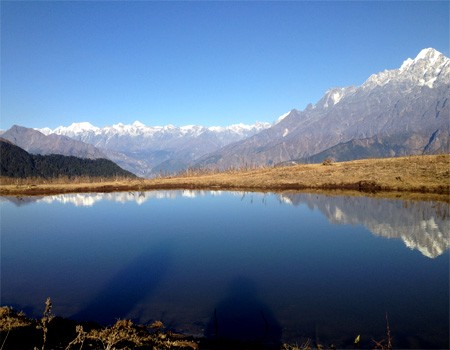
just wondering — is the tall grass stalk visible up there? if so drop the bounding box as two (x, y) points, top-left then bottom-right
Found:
(36, 297), (54, 350)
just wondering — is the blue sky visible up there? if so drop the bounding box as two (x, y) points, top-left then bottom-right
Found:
(1, 1), (448, 130)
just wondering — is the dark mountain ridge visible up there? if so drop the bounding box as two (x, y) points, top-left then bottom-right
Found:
(0, 139), (136, 179)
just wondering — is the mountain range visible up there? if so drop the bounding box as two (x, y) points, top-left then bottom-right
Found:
(1, 122), (270, 177)
(1, 48), (448, 176)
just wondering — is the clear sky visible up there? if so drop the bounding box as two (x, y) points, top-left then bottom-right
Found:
(1, 1), (448, 130)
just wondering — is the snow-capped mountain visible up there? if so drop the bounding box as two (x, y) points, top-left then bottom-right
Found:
(197, 48), (450, 169)
(40, 121), (270, 146)
(38, 121), (270, 176)
(363, 47), (448, 89)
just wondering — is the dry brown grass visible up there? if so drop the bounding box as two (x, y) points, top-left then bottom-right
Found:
(0, 303), (374, 350)
(0, 304), (200, 350)
(0, 306), (31, 350)
(1, 155), (449, 200)
(136, 154), (450, 202)
(0, 299), (402, 350)
(37, 297), (55, 350)
(0, 307), (31, 333)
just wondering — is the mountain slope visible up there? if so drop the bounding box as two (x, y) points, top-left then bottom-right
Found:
(196, 48), (450, 169)
(0, 139), (136, 178)
(2, 125), (107, 159)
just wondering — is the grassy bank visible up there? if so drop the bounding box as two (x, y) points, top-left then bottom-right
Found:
(0, 155), (449, 201)
(0, 300), (392, 350)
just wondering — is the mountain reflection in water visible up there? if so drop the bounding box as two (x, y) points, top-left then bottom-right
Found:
(280, 193), (449, 259)
(3, 190), (448, 258)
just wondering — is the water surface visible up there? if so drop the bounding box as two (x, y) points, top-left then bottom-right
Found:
(1, 191), (448, 348)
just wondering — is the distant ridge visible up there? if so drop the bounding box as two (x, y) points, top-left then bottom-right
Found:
(0, 139), (136, 179)
(2, 125), (107, 159)
(36, 121), (271, 176)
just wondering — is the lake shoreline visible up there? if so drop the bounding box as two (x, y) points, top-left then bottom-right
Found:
(1, 155), (449, 201)
(0, 305), (384, 350)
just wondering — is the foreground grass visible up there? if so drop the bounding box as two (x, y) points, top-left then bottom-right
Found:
(0, 155), (449, 201)
(0, 300), (394, 350)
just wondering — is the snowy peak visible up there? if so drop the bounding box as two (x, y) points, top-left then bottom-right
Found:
(414, 47), (442, 64)
(314, 86), (356, 109)
(39, 120), (270, 139)
(209, 122), (271, 134)
(132, 120), (146, 127)
(399, 47), (449, 88)
(275, 111), (292, 124)
(322, 87), (356, 108)
(364, 47), (449, 89)
(400, 48), (446, 71)
(52, 122), (100, 136)
(180, 125), (205, 136)
(275, 48), (447, 118)
(38, 127), (53, 136)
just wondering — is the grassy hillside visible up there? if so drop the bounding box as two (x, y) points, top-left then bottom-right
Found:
(0, 139), (136, 179)
(150, 154), (450, 194)
(0, 154), (448, 200)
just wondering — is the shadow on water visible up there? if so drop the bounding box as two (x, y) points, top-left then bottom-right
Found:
(72, 240), (172, 325)
(205, 276), (282, 349)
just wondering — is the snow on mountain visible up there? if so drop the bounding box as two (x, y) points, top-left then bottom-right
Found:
(132, 120), (146, 128)
(38, 127), (53, 136)
(180, 125), (204, 136)
(401, 47), (442, 70)
(210, 122), (271, 135)
(44, 122), (101, 140)
(275, 111), (292, 124)
(40, 121), (270, 140)
(317, 87), (356, 109)
(363, 47), (449, 89)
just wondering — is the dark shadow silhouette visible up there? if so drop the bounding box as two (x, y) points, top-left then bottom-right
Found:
(72, 240), (172, 325)
(205, 277), (282, 349)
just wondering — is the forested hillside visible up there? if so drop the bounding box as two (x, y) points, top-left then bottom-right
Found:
(0, 139), (136, 179)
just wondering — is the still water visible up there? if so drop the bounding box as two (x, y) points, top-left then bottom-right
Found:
(1, 191), (449, 348)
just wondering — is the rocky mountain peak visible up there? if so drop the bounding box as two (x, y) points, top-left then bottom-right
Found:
(315, 86), (357, 109)
(55, 122), (100, 136)
(363, 47), (449, 89)
(412, 47), (443, 65)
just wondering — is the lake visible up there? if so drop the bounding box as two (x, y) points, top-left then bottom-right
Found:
(1, 191), (448, 349)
